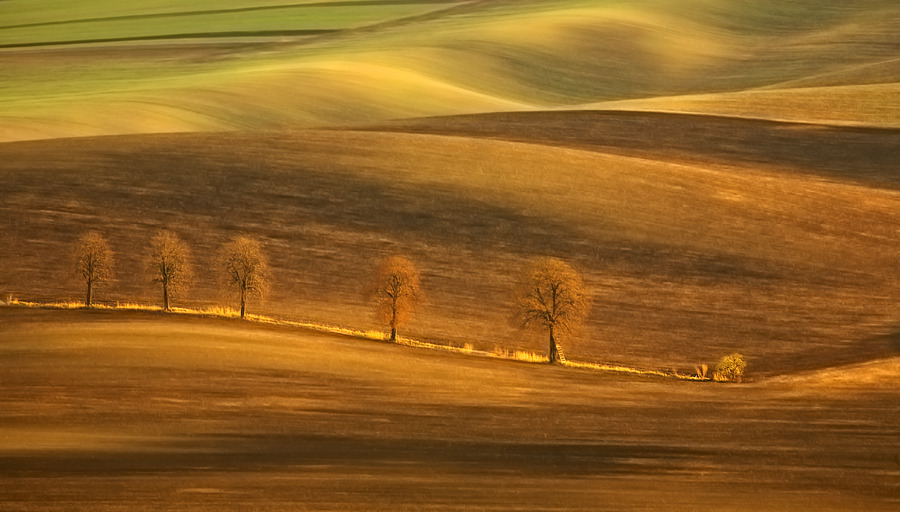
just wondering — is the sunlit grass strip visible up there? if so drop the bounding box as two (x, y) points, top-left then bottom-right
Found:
(258, 317), (388, 342)
(6, 299), (81, 309)
(392, 336), (491, 357)
(561, 360), (700, 380)
(171, 305), (386, 341)
(489, 347), (548, 363)
(168, 305), (240, 318)
(115, 301), (162, 310)
(562, 360), (668, 376)
(6, 299), (163, 310)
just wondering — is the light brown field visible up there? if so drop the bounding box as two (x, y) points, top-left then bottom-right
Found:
(1, 308), (897, 511)
(2, 114), (898, 376)
(2, 1), (899, 510)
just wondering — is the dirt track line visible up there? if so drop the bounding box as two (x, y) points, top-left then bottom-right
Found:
(0, 30), (336, 49)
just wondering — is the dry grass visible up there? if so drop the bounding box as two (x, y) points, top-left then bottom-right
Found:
(8, 299), (84, 309)
(490, 347), (547, 364)
(561, 360), (676, 379)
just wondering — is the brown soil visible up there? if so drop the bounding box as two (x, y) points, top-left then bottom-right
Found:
(1, 308), (897, 511)
(1, 115), (898, 377)
(369, 110), (900, 188)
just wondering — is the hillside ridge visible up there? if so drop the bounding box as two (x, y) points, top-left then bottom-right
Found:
(2, 128), (898, 375)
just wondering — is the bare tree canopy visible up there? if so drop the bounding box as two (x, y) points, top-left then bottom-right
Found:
(514, 257), (590, 364)
(219, 235), (270, 319)
(147, 231), (193, 311)
(368, 255), (421, 341)
(74, 231), (114, 307)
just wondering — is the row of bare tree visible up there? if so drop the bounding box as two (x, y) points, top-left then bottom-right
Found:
(74, 231), (268, 318)
(73, 231), (589, 363)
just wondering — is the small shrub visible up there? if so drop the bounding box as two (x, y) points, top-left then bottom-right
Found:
(714, 353), (747, 382)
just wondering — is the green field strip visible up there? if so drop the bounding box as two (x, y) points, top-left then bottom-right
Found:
(0, 30), (336, 49)
(0, 0), (897, 139)
(0, 0), (463, 30)
(0, 1), (465, 47)
(0, 0), (459, 25)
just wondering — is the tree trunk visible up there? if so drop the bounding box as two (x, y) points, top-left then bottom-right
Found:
(163, 283), (170, 311)
(390, 298), (398, 341)
(548, 326), (560, 364)
(240, 287), (246, 319)
(85, 279), (93, 307)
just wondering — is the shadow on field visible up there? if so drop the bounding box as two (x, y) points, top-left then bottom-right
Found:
(0, 131), (779, 303)
(375, 111), (900, 188)
(0, 433), (710, 477)
(0, 135), (583, 253)
(756, 322), (900, 376)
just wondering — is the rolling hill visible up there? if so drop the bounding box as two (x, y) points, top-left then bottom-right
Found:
(1, 118), (898, 376)
(2, 1), (899, 509)
(1, 308), (897, 511)
(1, 0), (898, 141)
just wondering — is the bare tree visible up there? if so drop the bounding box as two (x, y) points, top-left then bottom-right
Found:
(74, 231), (114, 307)
(147, 231), (193, 311)
(368, 255), (421, 341)
(514, 257), (590, 364)
(219, 235), (270, 319)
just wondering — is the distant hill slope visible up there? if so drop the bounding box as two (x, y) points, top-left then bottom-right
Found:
(1, 0), (898, 140)
(371, 110), (900, 188)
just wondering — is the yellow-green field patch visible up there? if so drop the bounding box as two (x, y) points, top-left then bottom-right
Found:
(0, 1), (466, 47)
(1, 0), (898, 141)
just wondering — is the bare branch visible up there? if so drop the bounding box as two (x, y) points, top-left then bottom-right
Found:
(367, 255), (421, 341)
(147, 230), (193, 310)
(513, 257), (590, 363)
(74, 231), (114, 307)
(218, 235), (270, 318)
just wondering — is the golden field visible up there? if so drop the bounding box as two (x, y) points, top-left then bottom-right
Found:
(1, 1), (899, 510)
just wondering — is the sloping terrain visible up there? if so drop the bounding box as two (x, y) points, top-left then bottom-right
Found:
(372, 110), (900, 187)
(1, 2), (898, 509)
(2, 122), (898, 376)
(584, 84), (900, 128)
(1, 0), (898, 141)
(1, 308), (897, 511)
